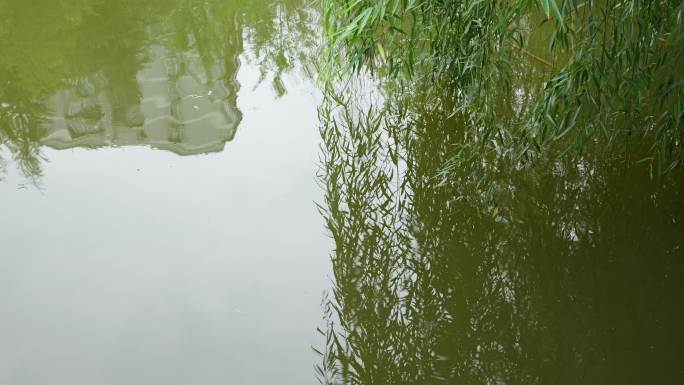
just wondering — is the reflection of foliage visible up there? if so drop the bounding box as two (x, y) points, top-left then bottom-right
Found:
(316, 82), (684, 384)
(0, 100), (47, 181)
(322, 0), (684, 174)
(0, 0), (316, 180)
(0, 0), (159, 179)
(0, 0), (97, 179)
(241, 0), (319, 96)
(0, 0), (97, 94)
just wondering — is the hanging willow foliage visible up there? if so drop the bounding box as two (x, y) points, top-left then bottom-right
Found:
(321, 0), (684, 173)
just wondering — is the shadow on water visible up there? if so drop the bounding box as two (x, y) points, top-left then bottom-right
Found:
(0, 0), (315, 181)
(316, 78), (684, 384)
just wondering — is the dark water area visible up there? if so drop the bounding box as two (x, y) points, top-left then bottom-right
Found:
(1, 1), (682, 385)
(316, 85), (684, 384)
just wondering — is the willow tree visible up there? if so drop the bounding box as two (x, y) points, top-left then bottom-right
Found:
(322, 0), (684, 173)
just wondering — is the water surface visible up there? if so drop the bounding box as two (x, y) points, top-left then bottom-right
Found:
(1, 1), (327, 384)
(1, 1), (683, 385)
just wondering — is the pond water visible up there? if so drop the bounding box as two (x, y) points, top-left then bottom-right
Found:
(1, 1), (683, 385)
(1, 1), (328, 384)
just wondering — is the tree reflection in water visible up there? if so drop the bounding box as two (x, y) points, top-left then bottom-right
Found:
(0, 0), (314, 181)
(317, 81), (684, 385)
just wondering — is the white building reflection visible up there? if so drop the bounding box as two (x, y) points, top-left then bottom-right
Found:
(42, 44), (241, 156)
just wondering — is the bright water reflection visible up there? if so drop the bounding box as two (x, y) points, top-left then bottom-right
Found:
(1, 1), (326, 385)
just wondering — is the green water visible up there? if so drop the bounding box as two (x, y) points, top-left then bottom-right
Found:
(316, 84), (684, 384)
(1, 1), (682, 385)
